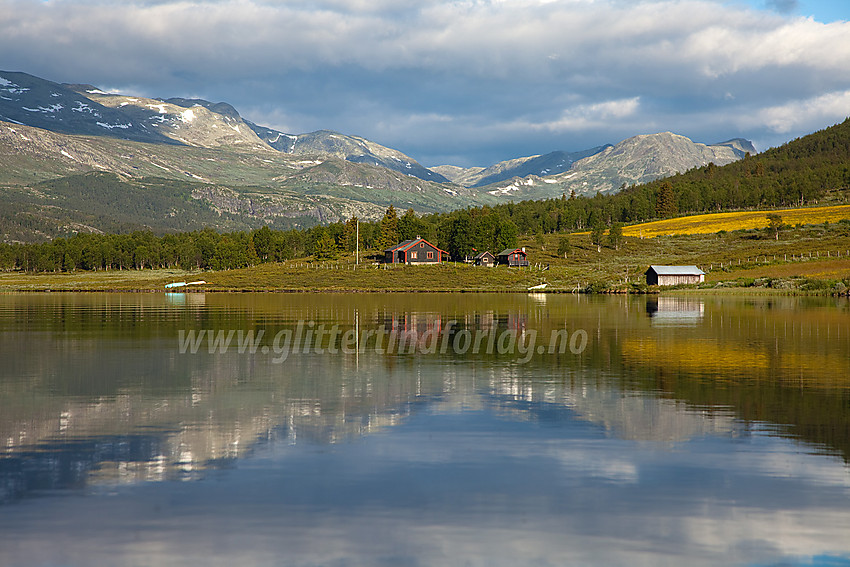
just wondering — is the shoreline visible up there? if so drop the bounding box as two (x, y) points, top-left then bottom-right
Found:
(2, 256), (848, 296)
(1, 283), (846, 297)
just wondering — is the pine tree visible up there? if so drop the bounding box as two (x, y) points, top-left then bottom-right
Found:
(378, 205), (400, 250)
(607, 222), (623, 250)
(252, 226), (273, 262)
(655, 181), (678, 218)
(557, 235), (571, 258)
(590, 221), (605, 253)
(341, 216), (360, 253)
(314, 230), (338, 260)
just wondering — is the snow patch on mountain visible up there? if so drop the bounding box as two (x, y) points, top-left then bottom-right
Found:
(22, 103), (63, 113)
(487, 176), (537, 196)
(97, 122), (132, 130)
(73, 101), (100, 116)
(0, 77), (28, 95)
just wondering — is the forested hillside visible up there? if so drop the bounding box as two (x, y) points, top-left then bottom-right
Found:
(489, 117), (850, 235)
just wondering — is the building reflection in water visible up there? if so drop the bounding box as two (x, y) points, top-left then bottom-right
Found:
(646, 297), (705, 326)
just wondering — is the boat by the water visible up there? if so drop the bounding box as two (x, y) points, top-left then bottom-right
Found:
(164, 280), (206, 289)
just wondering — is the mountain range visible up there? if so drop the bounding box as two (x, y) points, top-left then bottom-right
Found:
(0, 70), (754, 240)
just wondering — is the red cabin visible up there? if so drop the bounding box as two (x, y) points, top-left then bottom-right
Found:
(385, 237), (448, 264)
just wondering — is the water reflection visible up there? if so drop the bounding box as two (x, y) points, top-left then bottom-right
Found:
(164, 291), (206, 306)
(0, 293), (849, 566)
(646, 296), (705, 326)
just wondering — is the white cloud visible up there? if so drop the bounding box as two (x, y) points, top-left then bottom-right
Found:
(542, 98), (643, 132)
(5, 0), (847, 78)
(683, 17), (850, 78)
(743, 89), (850, 134)
(1, 0), (849, 163)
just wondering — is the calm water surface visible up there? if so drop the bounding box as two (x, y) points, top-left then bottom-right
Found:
(1, 292), (849, 566)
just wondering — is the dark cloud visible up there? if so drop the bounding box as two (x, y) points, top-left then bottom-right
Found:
(766, 0), (799, 13)
(1, 0), (849, 166)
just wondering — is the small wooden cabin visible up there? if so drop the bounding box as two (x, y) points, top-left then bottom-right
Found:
(473, 251), (496, 267)
(385, 237), (448, 264)
(645, 265), (705, 286)
(497, 247), (529, 267)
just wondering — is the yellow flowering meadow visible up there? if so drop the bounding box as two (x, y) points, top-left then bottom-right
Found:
(623, 204), (850, 238)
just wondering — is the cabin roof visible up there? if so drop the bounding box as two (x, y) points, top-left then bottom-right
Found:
(385, 237), (448, 255)
(497, 248), (526, 257)
(647, 265), (705, 276)
(474, 251), (494, 259)
(385, 239), (417, 253)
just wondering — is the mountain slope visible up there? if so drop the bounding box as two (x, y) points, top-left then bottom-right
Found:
(0, 171), (388, 241)
(439, 146), (611, 188)
(0, 69), (760, 241)
(247, 124), (450, 183)
(0, 119), (492, 241)
(74, 88), (274, 151)
(476, 132), (752, 201)
(1, 70), (452, 184)
(556, 132), (751, 192)
(429, 164), (485, 185)
(0, 71), (176, 145)
(0, 119), (301, 185)
(713, 138), (756, 155)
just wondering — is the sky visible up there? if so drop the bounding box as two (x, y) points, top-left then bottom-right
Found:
(1, 0), (849, 167)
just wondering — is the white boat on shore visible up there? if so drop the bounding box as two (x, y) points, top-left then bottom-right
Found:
(164, 280), (206, 289)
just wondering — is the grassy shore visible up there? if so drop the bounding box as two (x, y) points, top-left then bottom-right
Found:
(2, 220), (848, 294)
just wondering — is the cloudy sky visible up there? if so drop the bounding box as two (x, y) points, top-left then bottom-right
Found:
(1, 0), (848, 167)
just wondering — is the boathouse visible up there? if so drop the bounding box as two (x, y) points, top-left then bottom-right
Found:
(645, 265), (705, 286)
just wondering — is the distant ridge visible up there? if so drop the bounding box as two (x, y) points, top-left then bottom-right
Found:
(0, 69), (764, 242)
(435, 146), (612, 188)
(247, 125), (451, 183)
(472, 132), (754, 202)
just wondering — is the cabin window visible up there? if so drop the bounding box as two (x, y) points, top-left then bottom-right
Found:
(410, 251), (418, 259)
(427, 251), (433, 259)
(420, 242), (424, 247)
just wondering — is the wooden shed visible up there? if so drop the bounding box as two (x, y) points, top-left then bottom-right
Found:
(645, 265), (705, 286)
(385, 237), (448, 264)
(473, 251), (496, 267)
(497, 247), (529, 267)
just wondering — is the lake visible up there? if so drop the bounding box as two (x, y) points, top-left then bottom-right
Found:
(1, 292), (849, 566)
